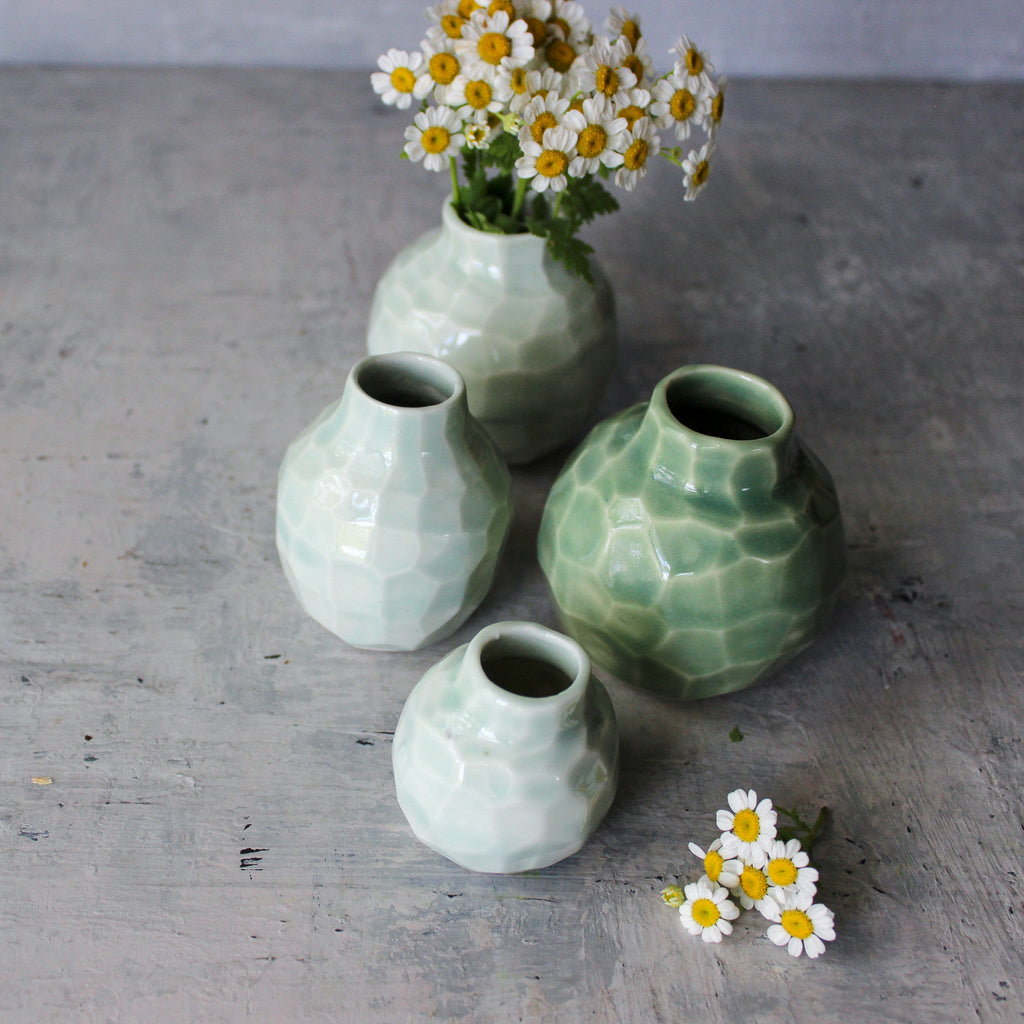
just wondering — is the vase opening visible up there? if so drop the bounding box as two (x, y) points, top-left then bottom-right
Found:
(665, 372), (787, 442)
(479, 631), (579, 699)
(356, 354), (460, 410)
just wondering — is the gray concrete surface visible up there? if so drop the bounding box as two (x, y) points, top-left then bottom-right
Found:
(1, 68), (1022, 1022)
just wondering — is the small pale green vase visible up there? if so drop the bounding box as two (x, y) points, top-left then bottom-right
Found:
(276, 352), (513, 651)
(366, 199), (616, 464)
(538, 364), (846, 700)
(392, 620), (619, 873)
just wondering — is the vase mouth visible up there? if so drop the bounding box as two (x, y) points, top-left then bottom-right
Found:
(470, 621), (590, 703)
(657, 364), (794, 444)
(352, 351), (465, 411)
(442, 196), (538, 245)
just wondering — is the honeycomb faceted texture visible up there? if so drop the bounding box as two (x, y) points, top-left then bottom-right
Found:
(538, 365), (846, 700)
(393, 621), (619, 873)
(366, 200), (616, 464)
(276, 353), (513, 651)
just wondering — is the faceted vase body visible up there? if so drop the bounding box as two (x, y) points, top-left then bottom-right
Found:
(366, 200), (616, 464)
(392, 620), (619, 873)
(538, 365), (846, 700)
(276, 352), (513, 651)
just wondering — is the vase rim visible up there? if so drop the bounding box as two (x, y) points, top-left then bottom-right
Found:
(350, 350), (466, 414)
(467, 620), (591, 707)
(442, 196), (542, 247)
(653, 363), (795, 447)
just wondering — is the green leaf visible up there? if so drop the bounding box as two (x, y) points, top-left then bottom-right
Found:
(729, 726), (744, 742)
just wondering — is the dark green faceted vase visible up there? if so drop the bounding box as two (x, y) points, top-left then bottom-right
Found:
(537, 365), (846, 700)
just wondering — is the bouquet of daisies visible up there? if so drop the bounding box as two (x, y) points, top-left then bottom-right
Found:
(372, 1), (725, 278)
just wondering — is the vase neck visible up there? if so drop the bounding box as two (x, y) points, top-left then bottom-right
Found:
(441, 200), (553, 290)
(336, 351), (469, 450)
(452, 621), (591, 744)
(639, 365), (798, 493)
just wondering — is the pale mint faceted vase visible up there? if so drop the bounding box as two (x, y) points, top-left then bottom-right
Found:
(276, 352), (513, 651)
(366, 199), (616, 464)
(538, 365), (846, 700)
(392, 620), (619, 873)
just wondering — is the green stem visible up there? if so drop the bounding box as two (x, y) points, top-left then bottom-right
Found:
(449, 156), (461, 210)
(511, 174), (529, 222)
(553, 188), (565, 220)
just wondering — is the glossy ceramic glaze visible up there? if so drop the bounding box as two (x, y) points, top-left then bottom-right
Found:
(276, 352), (513, 651)
(366, 200), (616, 464)
(538, 365), (846, 700)
(392, 620), (619, 873)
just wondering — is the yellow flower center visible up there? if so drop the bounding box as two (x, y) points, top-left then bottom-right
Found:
(458, 0), (482, 17)
(536, 149), (568, 178)
(548, 15), (571, 38)
(711, 90), (724, 123)
(465, 79), (493, 109)
(704, 848), (725, 883)
(669, 88), (695, 121)
(478, 31), (512, 64)
(508, 66), (529, 93)
(691, 898), (721, 928)
(546, 39), (577, 73)
(421, 126), (451, 154)
(390, 67), (417, 93)
(429, 52), (460, 85)
(781, 908), (815, 940)
(739, 864), (769, 902)
(618, 104), (645, 128)
(524, 16), (548, 46)
(732, 808), (761, 843)
(623, 53), (644, 80)
(620, 19), (641, 48)
(684, 47), (704, 76)
(441, 14), (466, 39)
(692, 159), (710, 187)
(623, 137), (648, 170)
(577, 124), (608, 158)
(529, 110), (558, 144)
(488, 0), (515, 15)
(768, 857), (798, 887)
(594, 65), (620, 96)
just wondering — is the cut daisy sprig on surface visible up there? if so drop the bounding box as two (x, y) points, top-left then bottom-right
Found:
(662, 789), (836, 960)
(372, 1), (726, 280)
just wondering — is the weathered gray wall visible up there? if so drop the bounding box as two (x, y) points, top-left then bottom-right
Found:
(0, 0), (1022, 78)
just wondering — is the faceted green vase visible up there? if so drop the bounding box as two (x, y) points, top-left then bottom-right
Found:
(538, 365), (846, 700)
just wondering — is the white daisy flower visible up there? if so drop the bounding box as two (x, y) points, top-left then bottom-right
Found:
(766, 890), (836, 958)
(371, 49), (432, 109)
(420, 38), (465, 103)
(464, 117), (500, 149)
(518, 90), (572, 146)
(605, 5), (642, 48)
(572, 36), (637, 100)
(704, 76), (727, 138)
(660, 883), (685, 908)
(672, 34), (715, 85)
(612, 86), (653, 131)
(717, 787), (777, 864)
(447, 71), (505, 123)
(546, 0), (591, 45)
(456, 9), (535, 78)
(403, 106), (467, 172)
(678, 877), (740, 944)
(613, 116), (660, 191)
(517, 0), (553, 50)
(516, 124), (578, 193)
(509, 66), (568, 114)
(426, 1), (471, 45)
(735, 860), (780, 917)
(682, 141), (715, 201)
(563, 96), (627, 175)
(650, 67), (708, 141)
(618, 35), (654, 90)
(686, 837), (742, 891)
(764, 838), (819, 898)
